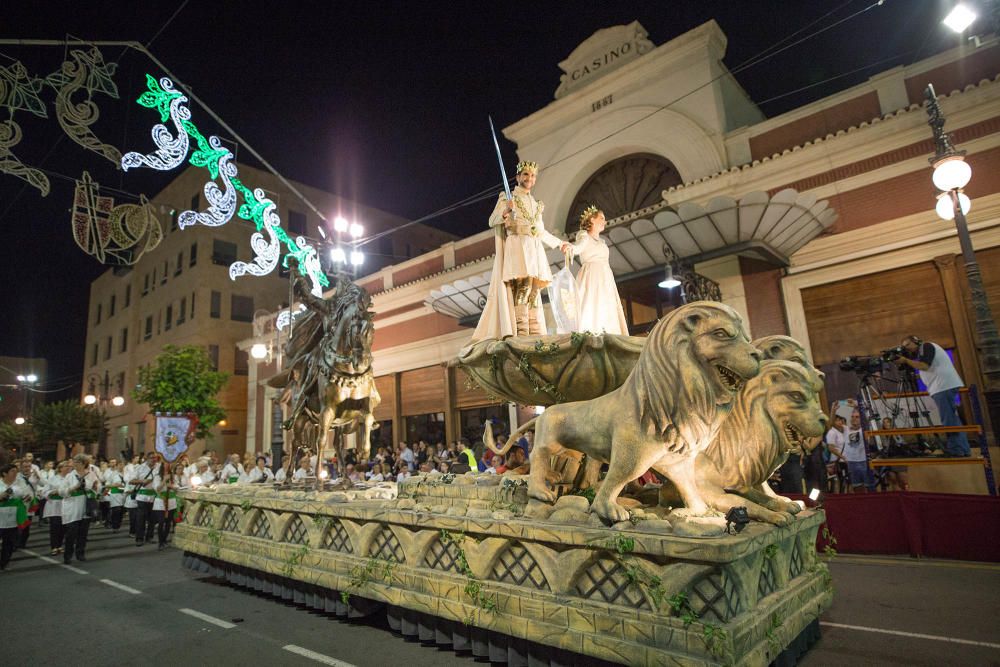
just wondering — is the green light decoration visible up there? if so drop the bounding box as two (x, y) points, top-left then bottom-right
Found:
(124, 74), (327, 293)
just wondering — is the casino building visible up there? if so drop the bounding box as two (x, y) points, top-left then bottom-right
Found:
(242, 21), (1000, 493)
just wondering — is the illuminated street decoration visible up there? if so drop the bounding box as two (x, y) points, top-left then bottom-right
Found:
(71, 171), (163, 265)
(121, 76), (190, 172)
(44, 47), (122, 166)
(0, 60), (50, 195)
(276, 304), (307, 331)
(123, 74), (328, 294)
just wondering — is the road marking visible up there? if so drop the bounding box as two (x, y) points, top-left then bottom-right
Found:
(100, 578), (142, 595)
(21, 549), (58, 565)
(178, 608), (236, 629)
(821, 622), (1000, 649)
(283, 645), (357, 667)
(61, 564), (88, 575)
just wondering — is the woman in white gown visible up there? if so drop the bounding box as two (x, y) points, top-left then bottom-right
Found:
(570, 206), (629, 335)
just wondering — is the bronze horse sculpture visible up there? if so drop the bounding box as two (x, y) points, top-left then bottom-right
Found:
(268, 270), (380, 487)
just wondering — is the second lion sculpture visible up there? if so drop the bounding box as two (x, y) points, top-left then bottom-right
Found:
(528, 301), (762, 523)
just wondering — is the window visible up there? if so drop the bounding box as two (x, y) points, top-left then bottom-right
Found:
(234, 346), (249, 376)
(161, 260), (168, 285)
(144, 316), (152, 340)
(120, 327), (128, 353)
(152, 267), (157, 290)
(288, 210), (306, 235)
(91, 344), (98, 367)
(212, 239), (237, 266)
(189, 242), (198, 267)
(142, 274), (149, 296)
(177, 297), (186, 325)
(105, 336), (112, 360)
(156, 311), (161, 335)
(96, 303), (102, 324)
(190, 193), (200, 211)
(165, 305), (173, 331)
(175, 251), (183, 276)
(190, 291), (196, 319)
(208, 344), (219, 371)
(109, 294), (116, 317)
(116, 372), (125, 397)
(230, 294), (254, 322)
(124, 284), (131, 308)
(170, 208), (178, 232)
(210, 290), (221, 318)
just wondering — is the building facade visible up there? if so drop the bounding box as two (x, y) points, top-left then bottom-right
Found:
(244, 22), (1000, 492)
(82, 163), (455, 459)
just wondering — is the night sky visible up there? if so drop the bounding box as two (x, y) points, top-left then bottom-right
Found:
(0, 0), (964, 398)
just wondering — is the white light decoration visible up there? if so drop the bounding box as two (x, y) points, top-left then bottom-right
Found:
(111, 395), (125, 407)
(350, 250), (364, 266)
(121, 76), (191, 172)
(178, 137), (238, 229)
(932, 156), (972, 191)
(658, 265), (681, 289)
(936, 191), (971, 220)
(349, 222), (363, 238)
(14, 417), (25, 425)
(276, 304), (307, 331)
(330, 246), (346, 263)
(25, 374), (37, 383)
(943, 3), (977, 32)
(250, 343), (268, 359)
(334, 216), (349, 233)
(84, 394), (97, 405)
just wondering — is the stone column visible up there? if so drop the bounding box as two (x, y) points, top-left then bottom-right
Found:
(245, 355), (258, 454)
(443, 364), (457, 444)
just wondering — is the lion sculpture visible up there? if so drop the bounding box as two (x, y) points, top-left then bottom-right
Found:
(527, 301), (762, 523)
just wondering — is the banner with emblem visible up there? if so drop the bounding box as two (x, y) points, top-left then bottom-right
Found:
(154, 412), (198, 462)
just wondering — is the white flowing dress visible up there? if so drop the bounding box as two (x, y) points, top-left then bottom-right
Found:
(570, 231), (629, 335)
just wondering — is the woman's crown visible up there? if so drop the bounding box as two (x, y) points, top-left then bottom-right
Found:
(579, 204), (600, 223)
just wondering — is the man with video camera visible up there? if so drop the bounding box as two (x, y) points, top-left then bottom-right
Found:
(897, 335), (970, 457)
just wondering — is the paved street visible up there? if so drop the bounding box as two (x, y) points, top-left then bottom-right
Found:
(1, 522), (998, 666)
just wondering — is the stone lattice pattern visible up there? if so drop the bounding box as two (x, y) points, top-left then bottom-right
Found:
(177, 491), (831, 667)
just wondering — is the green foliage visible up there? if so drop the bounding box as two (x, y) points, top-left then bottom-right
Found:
(667, 592), (699, 626)
(239, 499), (252, 513)
(27, 400), (107, 450)
(566, 487), (596, 504)
(763, 543), (779, 560)
(821, 526), (838, 561)
(132, 345), (228, 439)
(605, 535), (635, 555)
(206, 527), (222, 558)
(440, 530), (500, 624)
(281, 545), (310, 578)
(340, 556), (394, 605)
(0, 420), (36, 451)
(765, 613), (783, 654)
(603, 536), (666, 609)
(702, 624), (730, 660)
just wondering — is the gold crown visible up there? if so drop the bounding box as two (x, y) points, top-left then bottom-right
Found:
(579, 204), (600, 223)
(516, 160), (539, 174)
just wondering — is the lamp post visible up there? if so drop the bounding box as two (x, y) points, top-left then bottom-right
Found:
(925, 83), (1000, 445)
(84, 370), (125, 408)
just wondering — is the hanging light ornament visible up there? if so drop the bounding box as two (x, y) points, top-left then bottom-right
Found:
(71, 171), (162, 265)
(0, 60), (50, 195)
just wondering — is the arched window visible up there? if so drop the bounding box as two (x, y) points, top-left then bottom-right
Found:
(566, 153), (681, 233)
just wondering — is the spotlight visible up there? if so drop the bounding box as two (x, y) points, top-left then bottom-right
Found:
(25, 374), (37, 383)
(14, 417), (25, 425)
(330, 247), (346, 263)
(724, 506), (750, 534)
(658, 265), (681, 289)
(333, 216), (349, 233)
(250, 343), (268, 359)
(943, 3), (976, 32)
(350, 250), (364, 266)
(808, 488), (821, 502)
(16, 375), (25, 382)
(349, 223), (363, 238)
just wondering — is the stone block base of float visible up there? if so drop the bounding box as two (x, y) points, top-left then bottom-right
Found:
(175, 485), (831, 666)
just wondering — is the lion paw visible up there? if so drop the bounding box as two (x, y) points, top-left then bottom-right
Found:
(528, 483), (556, 503)
(593, 498), (631, 524)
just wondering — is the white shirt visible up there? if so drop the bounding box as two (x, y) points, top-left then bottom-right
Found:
(917, 342), (963, 395)
(0, 478), (32, 529)
(220, 462), (244, 483)
(842, 427), (867, 463)
(58, 469), (99, 524)
(244, 467), (275, 484)
(824, 428), (845, 462)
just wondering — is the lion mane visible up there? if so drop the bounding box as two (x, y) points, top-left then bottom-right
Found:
(704, 360), (823, 489)
(633, 303), (744, 452)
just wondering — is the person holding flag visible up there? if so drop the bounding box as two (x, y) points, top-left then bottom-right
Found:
(0, 463), (32, 570)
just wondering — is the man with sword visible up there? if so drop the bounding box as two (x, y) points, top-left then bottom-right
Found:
(473, 120), (570, 339)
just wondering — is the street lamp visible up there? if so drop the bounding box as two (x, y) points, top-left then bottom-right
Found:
(84, 370), (125, 408)
(942, 3), (977, 33)
(925, 83), (1000, 444)
(325, 215), (364, 273)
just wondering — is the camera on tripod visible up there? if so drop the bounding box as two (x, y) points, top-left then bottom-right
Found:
(839, 355), (884, 374)
(880, 345), (906, 363)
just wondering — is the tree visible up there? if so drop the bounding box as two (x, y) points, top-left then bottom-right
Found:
(0, 420), (36, 458)
(133, 344), (229, 440)
(30, 401), (106, 452)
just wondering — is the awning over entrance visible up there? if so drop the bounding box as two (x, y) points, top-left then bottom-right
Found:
(427, 188), (836, 321)
(605, 188), (837, 276)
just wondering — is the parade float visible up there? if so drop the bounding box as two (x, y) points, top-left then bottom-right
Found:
(102, 72), (834, 665)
